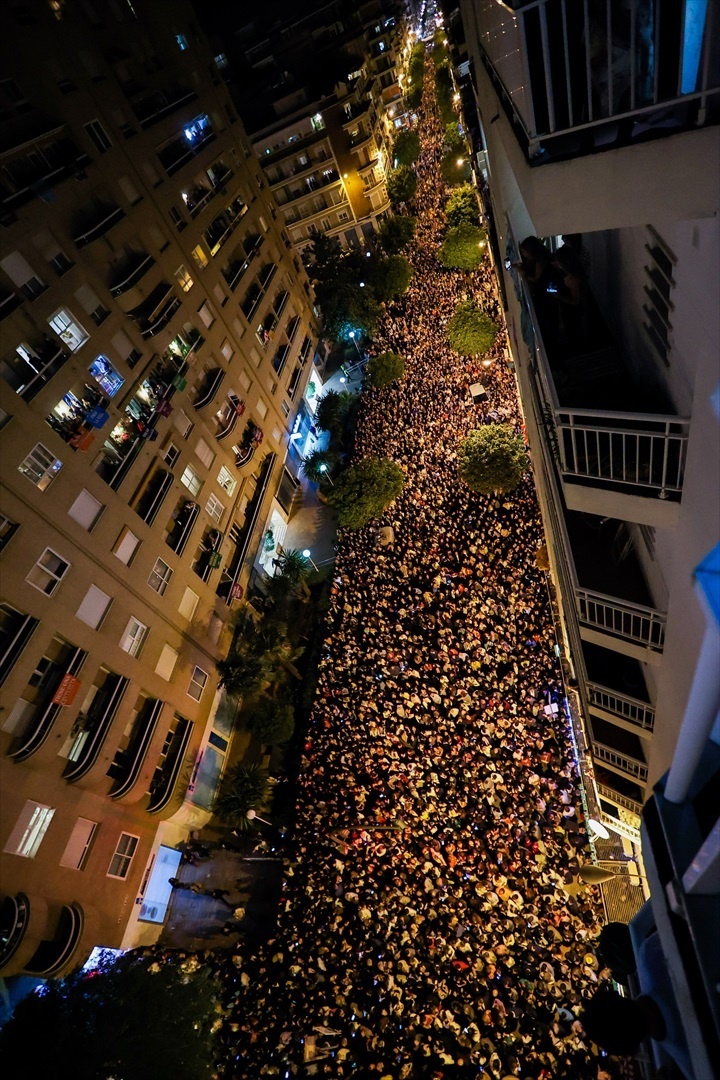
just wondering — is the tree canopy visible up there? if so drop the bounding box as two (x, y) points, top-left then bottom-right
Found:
(438, 223), (488, 271)
(445, 184), (479, 228)
(440, 151), (472, 187)
(0, 951), (218, 1080)
(444, 121), (466, 155)
(446, 300), (500, 355)
(305, 237), (380, 340)
(329, 457), (405, 529)
(378, 214), (416, 254)
(387, 165), (417, 207)
(214, 761), (271, 828)
(457, 425), (527, 494)
(248, 698), (295, 746)
(370, 255), (413, 302)
(301, 448), (339, 485)
(392, 129), (421, 166)
(366, 352), (406, 389)
(314, 389), (356, 441)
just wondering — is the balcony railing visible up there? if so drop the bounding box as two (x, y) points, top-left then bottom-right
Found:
(597, 782), (644, 817)
(586, 682), (655, 732)
(63, 673), (130, 782)
(158, 124), (216, 177)
(216, 393), (245, 441)
(135, 468), (173, 524)
(193, 367), (225, 410)
(166, 500), (200, 556)
(592, 742), (648, 783)
(9, 646), (88, 763)
(24, 903), (84, 978)
(109, 252), (155, 297)
(0, 342), (70, 403)
(109, 697), (164, 799)
(132, 87), (197, 129)
(577, 588), (666, 651)
(127, 282), (180, 338)
(147, 715), (194, 813)
(0, 893), (30, 972)
(73, 204), (125, 248)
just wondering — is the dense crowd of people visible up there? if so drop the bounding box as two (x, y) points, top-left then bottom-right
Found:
(206, 50), (613, 1080)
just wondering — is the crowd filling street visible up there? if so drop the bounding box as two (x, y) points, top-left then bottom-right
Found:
(183, 53), (615, 1080)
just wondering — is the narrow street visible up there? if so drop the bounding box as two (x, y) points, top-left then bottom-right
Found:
(211, 45), (610, 1080)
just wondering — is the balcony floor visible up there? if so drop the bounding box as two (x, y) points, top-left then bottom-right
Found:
(582, 640), (651, 702)
(565, 509), (654, 606)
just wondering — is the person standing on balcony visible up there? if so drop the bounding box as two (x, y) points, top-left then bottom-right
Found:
(513, 236), (559, 352)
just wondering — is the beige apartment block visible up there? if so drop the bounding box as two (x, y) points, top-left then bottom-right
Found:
(0, 0), (318, 977)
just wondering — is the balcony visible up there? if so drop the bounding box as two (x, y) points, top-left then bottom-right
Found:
(73, 203), (125, 248)
(271, 343), (291, 376)
(108, 697), (164, 799)
(192, 527), (223, 583)
(63, 672), (130, 782)
(1, 135), (90, 212)
(203, 198), (248, 257)
(193, 366), (225, 411)
(0, 894), (30, 974)
(23, 903), (84, 978)
(131, 86), (197, 129)
(166, 499), (200, 555)
(276, 170), (342, 206)
(234, 420), (264, 467)
(592, 738), (649, 784)
(135, 468), (173, 525)
(0, 340), (70, 403)
(476, 0), (720, 165)
(214, 392), (245, 441)
(9, 645), (87, 763)
(109, 251), (155, 297)
(147, 714), (194, 813)
(510, 248), (689, 510)
(157, 114), (216, 177)
(127, 282), (181, 339)
(217, 453), (276, 605)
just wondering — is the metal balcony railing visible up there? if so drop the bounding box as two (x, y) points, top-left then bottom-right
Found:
(586, 682), (655, 732)
(147, 715), (194, 813)
(9, 646), (88, 762)
(597, 782), (644, 816)
(73, 204), (125, 247)
(193, 367), (224, 410)
(577, 588), (666, 651)
(592, 742), (648, 782)
(109, 252), (155, 297)
(63, 674), (129, 782)
(109, 697), (164, 799)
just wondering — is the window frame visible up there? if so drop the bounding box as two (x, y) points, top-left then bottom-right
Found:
(119, 617), (148, 657)
(18, 443), (63, 491)
(4, 800), (55, 859)
(84, 118), (112, 154)
(107, 832), (139, 879)
(180, 464), (202, 497)
(147, 557), (173, 595)
(205, 492), (225, 523)
(26, 547), (71, 596)
(187, 665), (208, 702)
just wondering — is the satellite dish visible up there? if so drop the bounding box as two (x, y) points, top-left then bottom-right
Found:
(587, 818), (611, 841)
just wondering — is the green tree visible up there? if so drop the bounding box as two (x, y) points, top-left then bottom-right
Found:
(378, 214), (416, 254)
(301, 448), (339, 484)
(440, 151), (471, 187)
(438, 223), (488, 271)
(370, 255), (413, 302)
(0, 951), (218, 1080)
(214, 762), (271, 828)
(405, 85), (422, 110)
(329, 457), (405, 529)
(315, 389), (355, 440)
(216, 650), (267, 699)
(457, 425), (527, 494)
(316, 280), (380, 341)
(248, 699), (295, 745)
(387, 165), (417, 207)
(444, 121), (465, 154)
(366, 351), (406, 389)
(392, 129), (421, 166)
(446, 300), (500, 355)
(445, 183), (479, 227)
(435, 64), (456, 127)
(274, 548), (311, 589)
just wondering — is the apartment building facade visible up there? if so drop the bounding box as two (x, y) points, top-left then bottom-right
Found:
(0, 0), (317, 978)
(458, 0), (719, 844)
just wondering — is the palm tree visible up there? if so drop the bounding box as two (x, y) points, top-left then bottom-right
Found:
(216, 651), (267, 699)
(301, 449), (338, 484)
(214, 762), (270, 830)
(275, 548), (311, 587)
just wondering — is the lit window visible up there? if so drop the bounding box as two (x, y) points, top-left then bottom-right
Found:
(107, 832), (139, 879)
(48, 308), (89, 352)
(148, 557), (172, 595)
(175, 33), (188, 52)
(187, 665), (208, 701)
(214, 53), (228, 70)
(175, 265), (193, 292)
(4, 800), (55, 859)
(155, 643), (178, 681)
(75, 585), (112, 629)
(26, 548), (70, 596)
(113, 527), (140, 565)
(181, 465), (202, 497)
(178, 587), (199, 621)
(120, 617), (148, 657)
(221, 339), (233, 361)
(206, 492), (225, 523)
(18, 443), (63, 490)
(84, 119), (112, 154)
(68, 489), (104, 530)
(88, 355), (123, 396)
(216, 465), (236, 495)
(191, 245), (208, 270)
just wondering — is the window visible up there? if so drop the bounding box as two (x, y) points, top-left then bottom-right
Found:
(175, 33), (188, 51)
(75, 285), (109, 327)
(221, 339), (234, 361)
(191, 245), (208, 270)
(68, 489), (104, 530)
(216, 465), (236, 495)
(89, 355), (123, 396)
(194, 437), (215, 469)
(187, 665), (208, 701)
(0, 514), (19, 551)
(256, 398), (268, 420)
(113, 527), (140, 565)
(107, 832), (139, 879)
(76, 585), (112, 629)
(120, 617), (148, 657)
(0, 252), (47, 299)
(18, 443), (63, 491)
(84, 118), (112, 153)
(155, 643), (178, 681)
(214, 53), (228, 70)
(643, 227), (676, 366)
(48, 308), (89, 352)
(4, 801), (55, 858)
(198, 301), (215, 329)
(181, 465), (202, 496)
(111, 329), (141, 369)
(59, 817), (98, 869)
(169, 206), (185, 231)
(178, 587), (199, 621)
(148, 557), (172, 595)
(118, 175), (141, 206)
(162, 442), (180, 467)
(206, 492), (225, 523)
(173, 409), (194, 439)
(26, 549), (70, 595)
(175, 265), (193, 292)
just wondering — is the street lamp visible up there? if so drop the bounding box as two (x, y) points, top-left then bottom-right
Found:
(246, 809), (273, 827)
(456, 157), (465, 167)
(302, 548), (319, 572)
(348, 330), (362, 361)
(318, 462), (334, 487)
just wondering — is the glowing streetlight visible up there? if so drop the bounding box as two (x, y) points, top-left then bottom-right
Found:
(246, 809), (273, 827)
(348, 329), (362, 360)
(302, 548), (320, 572)
(456, 157), (465, 167)
(318, 462), (334, 487)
